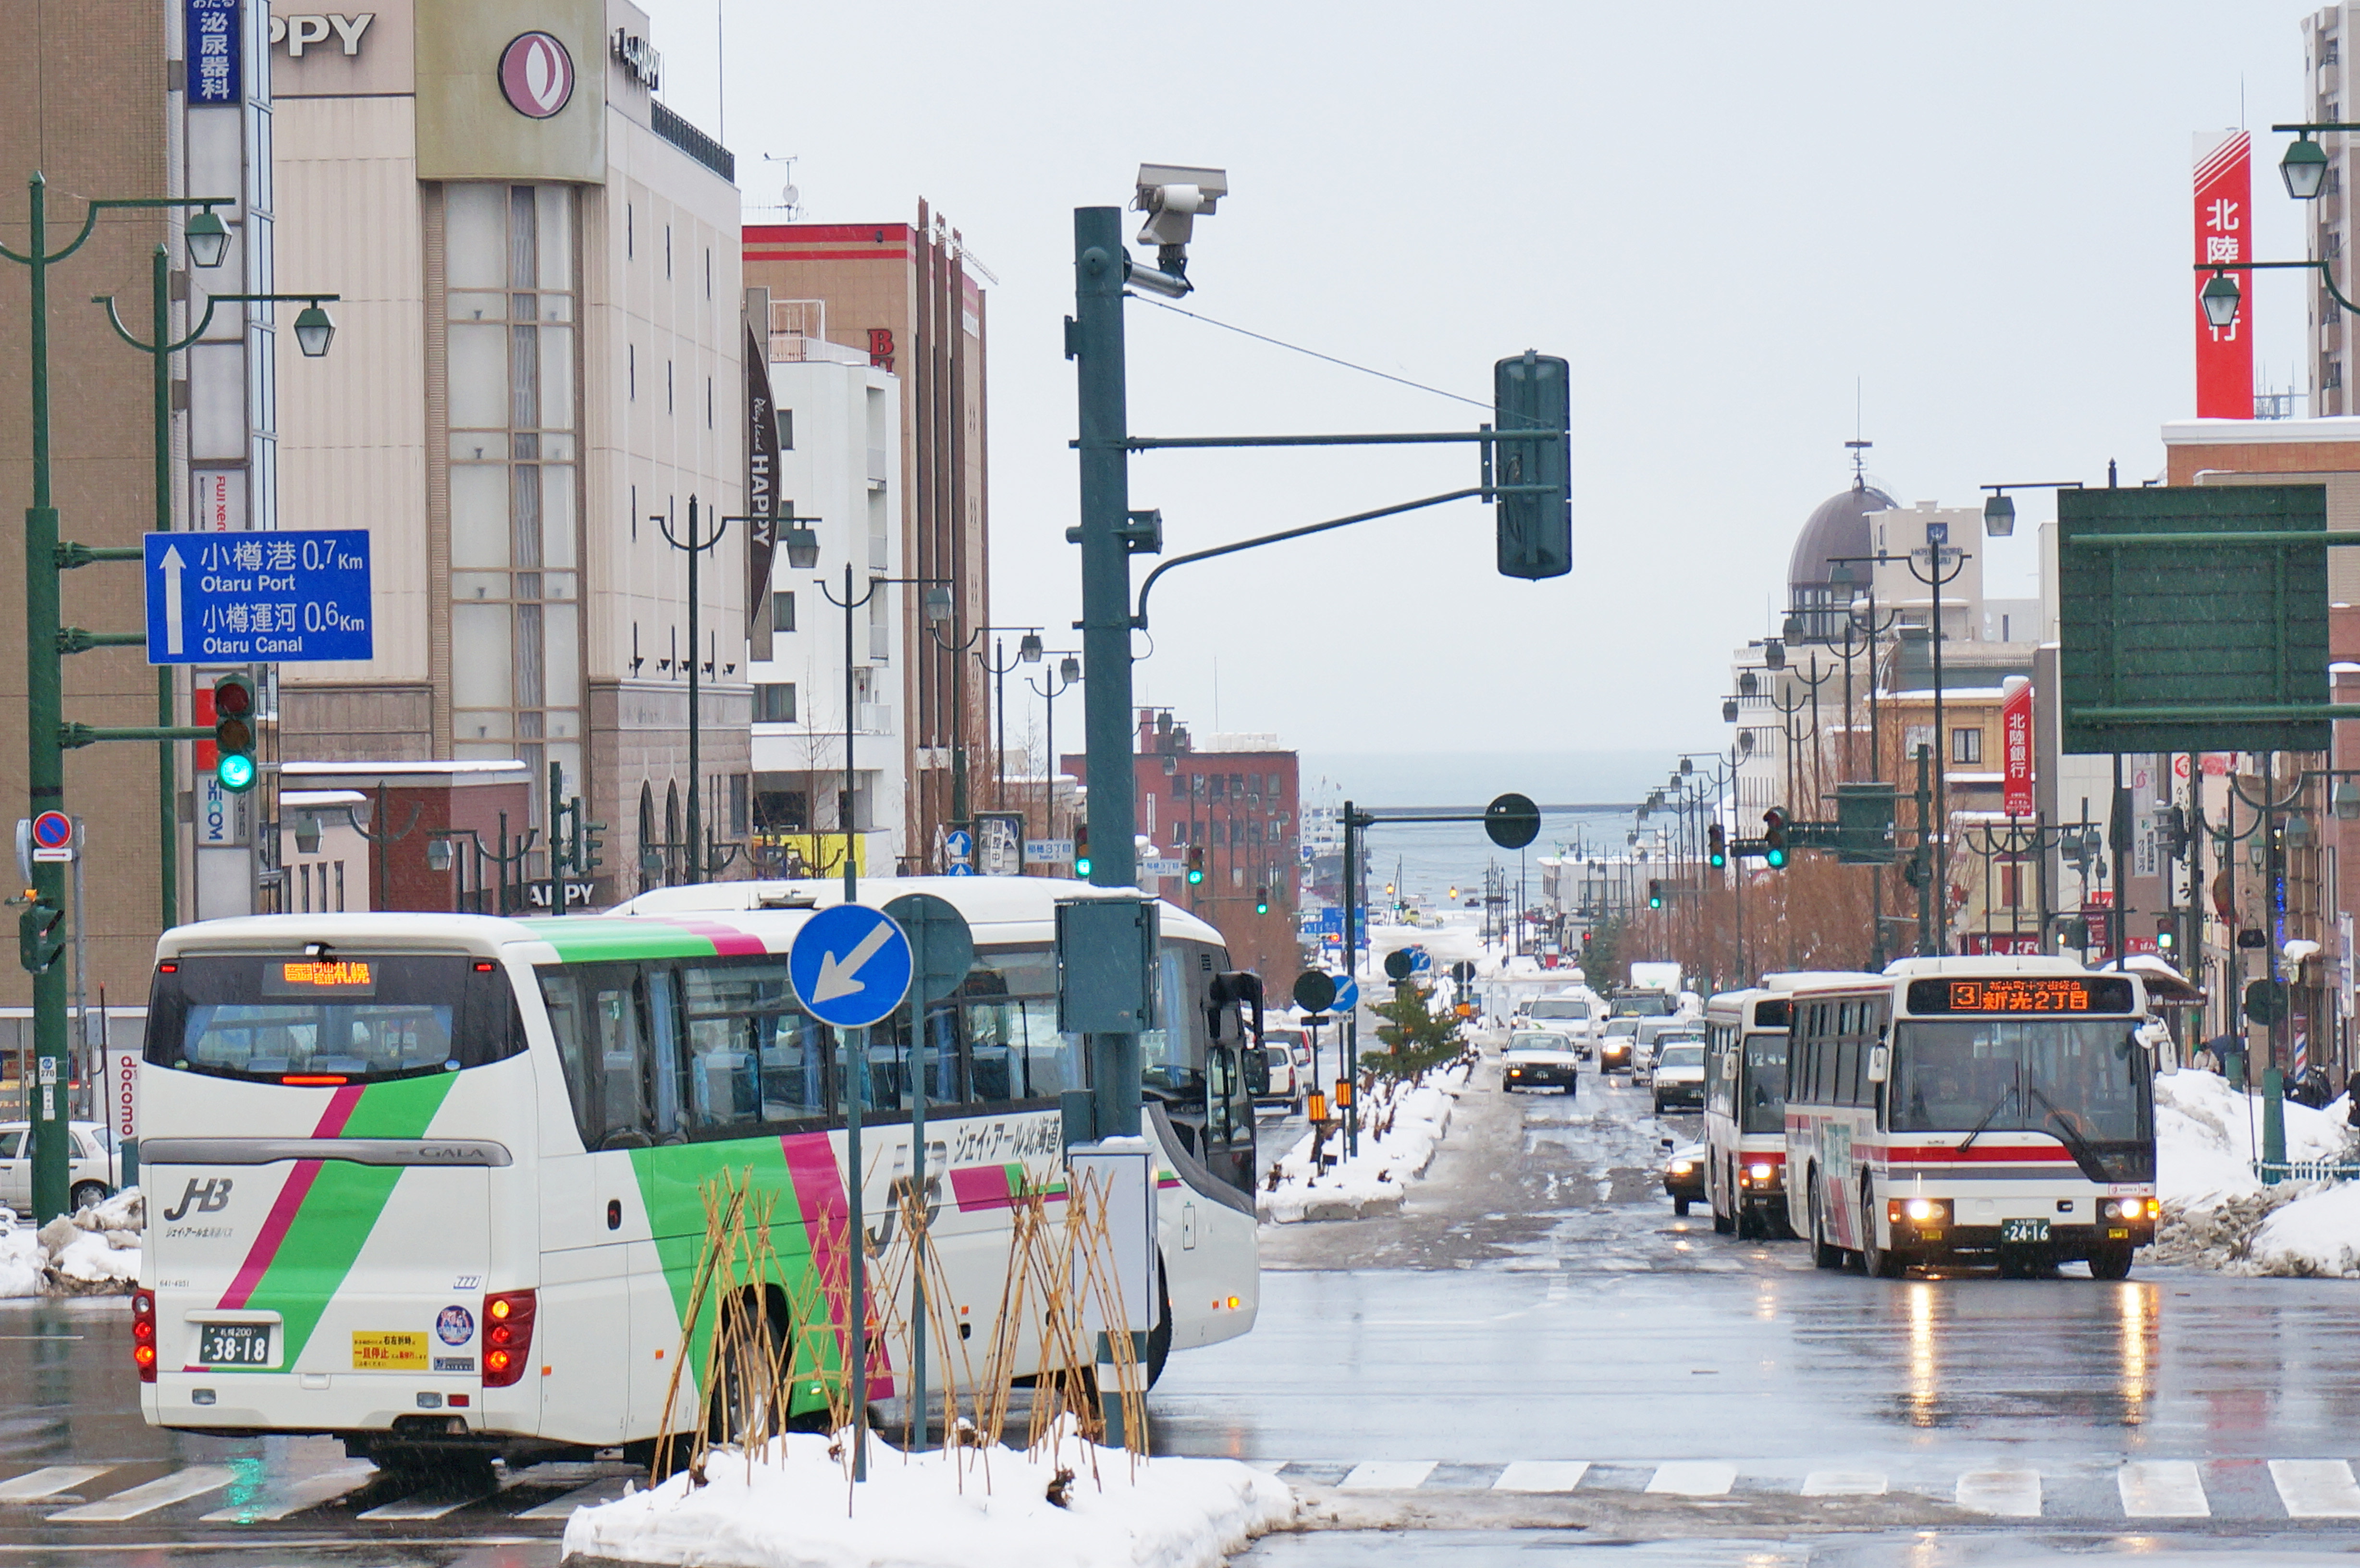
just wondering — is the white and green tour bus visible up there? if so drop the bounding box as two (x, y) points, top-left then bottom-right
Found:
(134, 877), (1261, 1470)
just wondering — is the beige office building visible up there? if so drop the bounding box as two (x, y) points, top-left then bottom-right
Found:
(270, 0), (748, 901)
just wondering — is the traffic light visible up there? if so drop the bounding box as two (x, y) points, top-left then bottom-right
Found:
(2161, 805), (2189, 859)
(210, 671), (258, 792)
(1761, 808), (1789, 869)
(1707, 823), (1727, 869)
(1254, 884), (1269, 915)
(1492, 351), (1572, 581)
(17, 898), (63, 975)
(1186, 845), (1205, 885)
(1647, 879), (1663, 909)
(1073, 826), (1091, 878)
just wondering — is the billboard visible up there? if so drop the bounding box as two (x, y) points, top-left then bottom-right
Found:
(2194, 131), (2253, 419)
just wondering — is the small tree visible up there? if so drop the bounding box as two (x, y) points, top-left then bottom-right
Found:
(1365, 980), (1467, 1090)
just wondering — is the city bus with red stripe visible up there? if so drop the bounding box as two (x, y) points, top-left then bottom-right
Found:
(1782, 956), (2158, 1281)
(134, 878), (1260, 1471)
(1701, 987), (1794, 1239)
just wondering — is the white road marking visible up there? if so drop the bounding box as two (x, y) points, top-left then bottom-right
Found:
(0, 1468), (109, 1503)
(515, 1476), (638, 1520)
(1646, 1461), (1736, 1496)
(1954, 1468), (2042, 1517)
(48, 1466), (237, 1522)
(356, 1481), (499, 1521)
(1493, 1461), (1590, 1493)
(2118, 1460), (2209, 1518)
(1800, 1469), (1886, 1495)
(2271, 1459), (2360, 1518)
(199, 1463), (378, 1523)
(1339, 1460), (1437, 1491)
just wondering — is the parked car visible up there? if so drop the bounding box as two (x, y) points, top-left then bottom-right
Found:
(0, 1121), (119, 1213)
(1257, 1045), (1303, 1110)
(1502, 1030), (1581, 1095)
(1651, 1041), (1707, 1114)
(1265, 1027), (1314, 1078)
(1663, 1140), (1708, 1216)
(1598, 1017), (1641, 1076)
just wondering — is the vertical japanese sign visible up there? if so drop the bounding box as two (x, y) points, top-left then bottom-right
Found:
(186, 0), (242, 105)
(2194, 130), (2252, 419)
(2001, 676), (2034, 818)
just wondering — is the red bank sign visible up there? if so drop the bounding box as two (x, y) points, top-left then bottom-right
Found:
(2002, 677), (2034, 819)
(2194, 130), (2252, 419)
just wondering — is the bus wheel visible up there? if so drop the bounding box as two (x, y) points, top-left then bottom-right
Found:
(705, 1287), (787, 1447)
(1713, 1203), (1735, 1236)
(1862, 1197), (1904, 1279)
(2087, 1245), (2135, 1281)
(1809, 1179), (1842, 1270)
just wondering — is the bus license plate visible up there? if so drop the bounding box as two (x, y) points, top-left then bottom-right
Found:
(198, 1323), (272, 1366)
(1999, 1217), (2050, 1244)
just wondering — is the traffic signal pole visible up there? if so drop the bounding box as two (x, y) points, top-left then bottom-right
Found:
(1072, 207), (1143, 1140)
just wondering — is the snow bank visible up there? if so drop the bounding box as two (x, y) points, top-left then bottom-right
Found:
(0, 1189), (141, 1298)
(1257, 1062), (1470, 1224)
(561, 1423), (1294, 1568)
(2149, 1073), (2360, 1276)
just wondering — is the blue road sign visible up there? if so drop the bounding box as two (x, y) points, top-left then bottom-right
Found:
(146, 530), (373, 665)
(1316, 906), (1343, 936)
(1331, 975), (1359, 1012)
(789, 903), (912, 1029)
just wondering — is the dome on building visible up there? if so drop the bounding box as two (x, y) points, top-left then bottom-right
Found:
(1787, 478), (1897, 591)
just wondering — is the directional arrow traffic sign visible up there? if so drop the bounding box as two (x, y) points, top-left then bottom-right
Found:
(145, 529), (375, 665)
(789, 902), (913, 1029)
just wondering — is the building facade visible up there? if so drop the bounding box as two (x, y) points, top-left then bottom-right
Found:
(2306, 6), (2359, 416)
(740, 215), (989, 864)
(270, 0), (746, 906)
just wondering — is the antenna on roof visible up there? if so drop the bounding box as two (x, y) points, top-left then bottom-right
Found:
(1846, 377), (1871, 491)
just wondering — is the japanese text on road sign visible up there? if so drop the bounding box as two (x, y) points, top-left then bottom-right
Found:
(145, 530), (374, 664)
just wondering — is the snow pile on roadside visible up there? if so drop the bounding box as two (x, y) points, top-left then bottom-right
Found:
(2149, 1073), (2360, 1275)
(561, 1421), (1294, 1568)
(1258, 1062), (1470, 1224)
(0, 1189), (141, 1298)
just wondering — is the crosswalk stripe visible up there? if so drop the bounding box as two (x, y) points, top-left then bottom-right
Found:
(1800, 1469), (1885, 1496)
(198, 1463), (378, 1523)
(1339, 1460), (1437, 1491)
(2118, 1460), (2209, 1518)
(2270, 1459), (2360, 1518)
(1646, 1461), (1736, 1496)
(356, 1480), (500, 1521)
(48, 1465), (237, 1522)
(1492, 1461), (1590, 1493)
(515, 1477), (638, 1520)
(1954, 1468), (2042, 1517)
(0, 1467), (111, 1503)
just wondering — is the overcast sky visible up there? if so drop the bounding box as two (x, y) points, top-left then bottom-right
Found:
(642, 0), (2324, 773)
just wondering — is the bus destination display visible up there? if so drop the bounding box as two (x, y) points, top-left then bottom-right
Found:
(262, 959), (376, 995)
(1908, 976), (2136, 1015)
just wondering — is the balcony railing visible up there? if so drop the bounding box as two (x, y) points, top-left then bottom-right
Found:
(651, 100), (735, 182)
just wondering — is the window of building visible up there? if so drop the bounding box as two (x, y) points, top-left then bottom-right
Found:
(773, 591), (795, 633)
(1951, 726), (1983, 765)
(664, 223), (672, 278)
(442, 180), (583, 819)
(776, 408), (793, 450)
(667, 359), (674, 413)
(1902, 723), (1934, 758)
(707, 377), (714, 429)
(754, 683), (796, 723)
(729, 773), (750, 835)
(1208, 774), (1224, 802)
(628, 343), (635, 400)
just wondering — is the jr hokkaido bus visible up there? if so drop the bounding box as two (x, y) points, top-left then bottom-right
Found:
(131, 878), (1261, 1470)
(1780, 956), (2159, 1280)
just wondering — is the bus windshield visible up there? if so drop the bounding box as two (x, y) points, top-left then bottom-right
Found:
(146, 954), (526, 1083)
(1742, 1035), (1787, 1133)
(1891, 1019), (2151, 1145)
(1528, 999), (1590, 1021)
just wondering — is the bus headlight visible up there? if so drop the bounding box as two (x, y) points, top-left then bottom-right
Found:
(2102, 1199), (2161, 1221)
(1668, 1160), (1695, 1176)
(1742, 1162), (1781, 1189)
(1889, 1197), (1952, 1226)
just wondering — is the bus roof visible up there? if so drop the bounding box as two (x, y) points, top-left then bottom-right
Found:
(156, 877), (1227, 965)
(1704, 988), (1792, 1028)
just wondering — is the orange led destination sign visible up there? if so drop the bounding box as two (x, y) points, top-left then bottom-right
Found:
(267, 959), (375, 994)
(1908, 975), (2137, 1015)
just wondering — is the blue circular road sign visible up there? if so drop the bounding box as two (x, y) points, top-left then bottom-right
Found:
(1331, 975), (1359, 1012)
(789, 903), (913, 1029)
(29, 812), (71, 851)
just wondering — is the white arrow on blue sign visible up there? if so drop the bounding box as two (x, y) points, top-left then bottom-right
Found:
(1331, 975), (1359, 1012)
(789, 903), (913, 1029)
(145, 530), (374, 665)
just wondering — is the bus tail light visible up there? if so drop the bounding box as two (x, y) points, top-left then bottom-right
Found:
(1890, 1197), (1952, 1227)
(132, 1289), (157, 1383)
(482, 1289), (536, 1388)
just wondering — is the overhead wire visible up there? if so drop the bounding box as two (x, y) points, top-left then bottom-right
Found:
(1132, 295), (1491, 412)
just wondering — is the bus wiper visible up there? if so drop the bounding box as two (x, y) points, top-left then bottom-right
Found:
(2024, 1083), (2097, 1163)
(1955, 1085), (2016, 1155)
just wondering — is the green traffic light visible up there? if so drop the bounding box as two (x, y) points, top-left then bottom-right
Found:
(217, 752), (257, 793)
(1764, 846), (1787, 869)
(1075, 855), (1092, 876)
(1188, 869), (1203, 885)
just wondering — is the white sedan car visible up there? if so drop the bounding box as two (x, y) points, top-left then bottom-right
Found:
(1503, 1030), (1581, 1095)
(0, 1121), (121, 1213)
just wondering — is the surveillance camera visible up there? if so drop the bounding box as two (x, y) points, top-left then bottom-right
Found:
(1133, 163), (1227, 252)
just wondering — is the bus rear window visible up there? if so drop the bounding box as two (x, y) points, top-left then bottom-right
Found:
(145, 955), (525, 1083)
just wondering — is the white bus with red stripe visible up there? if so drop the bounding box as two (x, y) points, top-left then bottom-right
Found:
(1783, 956), (2158, 1280)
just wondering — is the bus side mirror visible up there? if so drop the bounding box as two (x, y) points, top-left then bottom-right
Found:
(1242, 1046), (1270, 1097)
(1867, 1044), (1890, 1084)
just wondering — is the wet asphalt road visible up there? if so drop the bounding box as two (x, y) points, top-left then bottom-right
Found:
(1, 1050), (2356, 1565)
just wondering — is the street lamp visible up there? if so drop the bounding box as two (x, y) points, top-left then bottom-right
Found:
(2277, 126), (2343, 199)
(819, 571), (952, 893)
(183, 207), (231, 269)
(1978, 480), (2082, 540)
(291, 301), (336, 358)
(1028, 651), (1083, 851)
(2200, 271), (2241, 330)
(654, 499), (732, 881)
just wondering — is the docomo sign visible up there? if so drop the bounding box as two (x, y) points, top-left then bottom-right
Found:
(499, 31), (575, 120)
(111, 1050), (139, 1145)
(2001, 675), (2034, 818)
